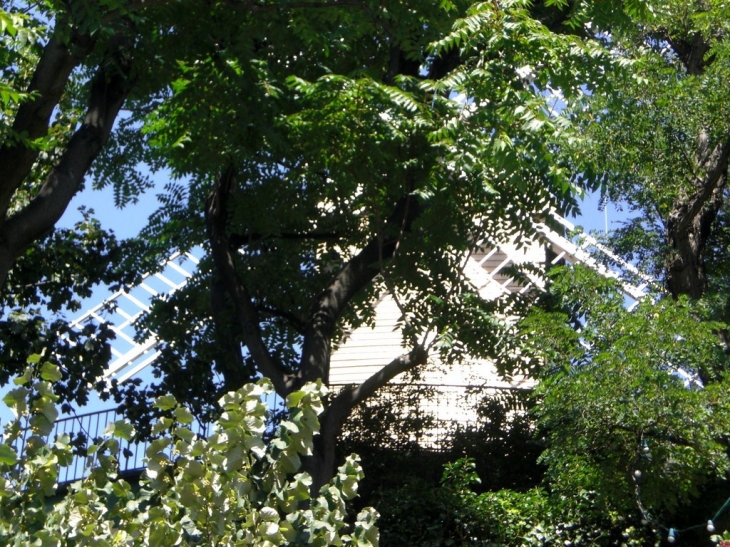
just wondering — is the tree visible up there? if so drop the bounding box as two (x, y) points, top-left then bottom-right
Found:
(0, 357), (379, 546)
(0, 2), (137, 285)
(525, 268), (730, 529)
(135, 2), (619, 490)
(1, 0), (618, 492)
(563, 0), (730, 301)
(500, 5), (730, 534)
(4, 3), (730, 542)
(515, 4), (730, 535)
(376, 263), (730, 545)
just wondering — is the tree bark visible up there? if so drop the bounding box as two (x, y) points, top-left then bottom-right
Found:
(660, 32), (729, 299)
(206, 167), (301, 397)
(0, 34), (134, 287)
(0, 29), (94, 221)
(665, 136), (730, 299)
(304, 346), (428, 493)
(299, 195), (421, 386)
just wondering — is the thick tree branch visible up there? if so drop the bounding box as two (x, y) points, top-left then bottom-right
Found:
(666, 135), (730, 297)
(306, 345), (428, 492)
(0, 35), (134, 287)
(0, 30), (94, 220)
(672, 137), (730, 237)
(298, 194), (421, 385)
(666, 32), (713, 76)
(209, 277), (247, 391)
(206, 167), (297, 397)
(336, 345), (428, 411)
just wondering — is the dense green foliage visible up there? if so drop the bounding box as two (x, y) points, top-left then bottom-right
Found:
(367, 264), (730, 545)
(523, 1), (730, 541)
(0, 0), (629, 492)
(0, 358), (378, 546)
(2, 0), (730, 545)
(522, 267), (730, 537)
(376, 458), (656, 547)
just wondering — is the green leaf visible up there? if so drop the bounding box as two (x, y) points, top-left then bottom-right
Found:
(12, 368), (32, 386)
(154, 395), (177, 411)
(105, 420), (135, 441)
(173, 406), (193, 425)
(0, 444), (17, 465)
(40, 362), (62, 382)
(3, 386), (29, 418)
(146, 437), (171, 456)
(30, 413), (54, 436)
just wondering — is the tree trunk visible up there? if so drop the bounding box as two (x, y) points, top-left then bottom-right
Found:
(660, 34), (729, 299)
(0, 35), (134, 287)
(304, 396), (351, 495)
(302, 346), (428, 493)
(665, 136), (729, 299)
(206, 168), (428, 493)
(665, 186), (724, 299)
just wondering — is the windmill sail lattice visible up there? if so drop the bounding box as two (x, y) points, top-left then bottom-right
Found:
(69, 250), (201, 384)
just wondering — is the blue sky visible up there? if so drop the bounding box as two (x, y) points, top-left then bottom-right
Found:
(58, 172), (170, 239)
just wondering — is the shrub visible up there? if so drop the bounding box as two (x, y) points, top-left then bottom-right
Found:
(0, 355), (378, 546)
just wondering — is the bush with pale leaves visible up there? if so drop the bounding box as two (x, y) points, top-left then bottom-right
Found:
(0, 356), (378, 546)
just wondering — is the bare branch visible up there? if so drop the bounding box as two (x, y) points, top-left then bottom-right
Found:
(342, 345), (428, 409)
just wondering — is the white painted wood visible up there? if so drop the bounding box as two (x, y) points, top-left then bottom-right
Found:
(329, 217), (652, 446)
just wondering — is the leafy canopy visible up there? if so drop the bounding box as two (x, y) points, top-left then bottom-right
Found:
(514, 266), (730, 524)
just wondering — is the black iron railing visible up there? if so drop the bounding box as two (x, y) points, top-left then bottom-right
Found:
(342, 382), (534, 452)
(47, 408), (210, 484)
(7, 384), (529, 484)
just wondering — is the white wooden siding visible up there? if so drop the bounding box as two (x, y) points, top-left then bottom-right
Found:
(329, 217), (653, 447)
(330, 296), (405, 385)
(329, 243), (544, 389)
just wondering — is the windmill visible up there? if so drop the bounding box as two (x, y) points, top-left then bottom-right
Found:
(41, 211), (651, 479)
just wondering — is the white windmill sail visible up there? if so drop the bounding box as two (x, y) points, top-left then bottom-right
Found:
(68, 249), (201, 384)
